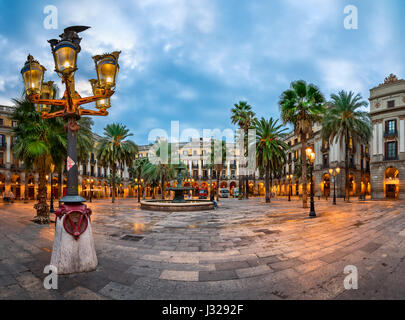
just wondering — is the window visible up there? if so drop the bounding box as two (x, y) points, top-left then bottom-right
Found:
(12, 121), (17, 128)
(386, 119), (397, 135)
(386, 141), (397, 160)
(387, 100), (395, 108)
(0, 151), (3, 165)
(0, 118), (3, 126)
(322, 154), (329, 167)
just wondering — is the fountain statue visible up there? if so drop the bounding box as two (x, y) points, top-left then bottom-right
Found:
(169, 168), (193, 203)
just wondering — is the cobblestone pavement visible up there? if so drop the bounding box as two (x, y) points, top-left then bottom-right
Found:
(1, 197), (405, 300)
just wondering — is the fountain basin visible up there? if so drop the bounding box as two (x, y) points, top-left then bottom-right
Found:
(141, 200), (214, 212)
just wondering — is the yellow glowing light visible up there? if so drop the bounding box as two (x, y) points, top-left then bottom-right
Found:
(64, 62), (70, 68)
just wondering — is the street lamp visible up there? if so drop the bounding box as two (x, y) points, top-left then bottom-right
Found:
(21, 55), (46, 96)
(89, 178), (94, 203)
(306, 147), (316, 218)
(329, 167), (340, 205)
(135, 178), (141, 203)
(21, 26), (120, 275)
(286, 174), (293, 201)
(50, 164), (55, 213)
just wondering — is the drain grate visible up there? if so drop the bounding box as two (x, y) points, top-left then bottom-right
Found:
(120, 234), (144, 241)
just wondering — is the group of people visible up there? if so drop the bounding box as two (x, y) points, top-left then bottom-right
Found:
(2, 191), (15, 203)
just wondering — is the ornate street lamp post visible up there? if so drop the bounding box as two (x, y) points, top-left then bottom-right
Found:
(329, 167), (340, 205)
(286, 174), (293, 202)
(50, 164), (55, 213)
(21, 26), (120, 274)
(306, 148), (316, 218)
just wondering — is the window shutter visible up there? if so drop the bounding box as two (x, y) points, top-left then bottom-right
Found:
(395, 141), (398, 158)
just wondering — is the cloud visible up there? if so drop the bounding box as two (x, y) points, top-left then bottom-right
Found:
(317, 59), (366, 95)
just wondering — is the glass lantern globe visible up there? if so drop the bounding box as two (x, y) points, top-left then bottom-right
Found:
(21, 55), (46, 96)
(89, 79), (111, 110)
(92, 51), (120, 89)
(49, 39), (78, 76)
(37, 81), (54, 113)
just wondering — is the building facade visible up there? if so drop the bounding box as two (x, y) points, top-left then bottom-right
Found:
(369, 74), (405, 200)
(2, 75), (405, 201)
(271, 121), (370, 199)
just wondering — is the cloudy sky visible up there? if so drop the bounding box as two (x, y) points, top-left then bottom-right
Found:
(0, 0), (404, 144)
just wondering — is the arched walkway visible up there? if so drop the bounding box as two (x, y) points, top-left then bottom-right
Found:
(385, 167), (399, 199)
(322, 173), (331, 197)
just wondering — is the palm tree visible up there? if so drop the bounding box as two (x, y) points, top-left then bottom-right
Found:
(106, 173), (122, 196)
(142, 161), (175, 200)
(254, 117), (288, 203)
(11, 98), (66, 224)
(209, 139), (227, 201)
(129, 158), (149, 202)
(321, 91), (372, 203)
(96, 123), (138, 203)
(279, 80), (325, 208)
(231, 101), (256, 199)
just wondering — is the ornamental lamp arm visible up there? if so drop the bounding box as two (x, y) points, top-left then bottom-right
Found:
(76, 89), (114, 106)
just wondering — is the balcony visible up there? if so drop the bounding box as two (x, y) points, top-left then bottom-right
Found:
(384, 130), (398, 138)
(384, 155), (399, 161)
(0, 143), (6, 149)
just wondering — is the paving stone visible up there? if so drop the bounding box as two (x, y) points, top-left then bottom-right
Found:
(160, 270), (199, 281)
(215, 261), (249, 271)
(2, 199), (405, 299)
(64, 286), (107, 300)
(236, 265), (272, 278)
(199, 270), (238, 281)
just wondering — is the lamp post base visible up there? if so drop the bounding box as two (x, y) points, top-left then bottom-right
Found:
(50, 202), (98, 275)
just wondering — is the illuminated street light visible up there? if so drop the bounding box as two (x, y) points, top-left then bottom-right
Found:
(329, 167), (340, 205)
(21, 26), (120, 275)
(286, 174), (293, 202)
(306, 147), (316, 218)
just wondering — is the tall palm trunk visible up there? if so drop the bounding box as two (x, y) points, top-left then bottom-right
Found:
(112, 164), (116, 203)
(265, 163), (270, 203)
(137, 174), (141, 203)
(345, 131), (350, 203)
(245, 175), (249, 199)
(33, 167), (50, 224)
(301, 132), (308, 208)
(216, 173), (220, 202)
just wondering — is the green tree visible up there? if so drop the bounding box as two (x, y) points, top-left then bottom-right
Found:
(144, 141), (175, 200)
(321, 91), (372, 203)
(96, 123), (138, 203)
(129, 157), (150, 202)
(279, 80), (325, 208)
(254, 117), (288, 203)
(11, 98), (66, 224)
(209, 139), (227, 201)
(231, 101), (256, 199)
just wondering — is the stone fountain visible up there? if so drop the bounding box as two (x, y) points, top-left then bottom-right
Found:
(140, 168), (214, 211)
